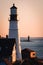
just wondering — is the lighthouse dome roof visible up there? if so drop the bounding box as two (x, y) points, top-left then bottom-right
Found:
(10, 4), (17, 9)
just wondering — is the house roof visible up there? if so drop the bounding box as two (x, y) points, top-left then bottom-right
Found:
(22, 48), (35, 53)
(0, 38), (16, 58)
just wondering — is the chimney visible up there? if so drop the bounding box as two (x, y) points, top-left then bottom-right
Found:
(6, 35), (8, 38)
(0, 35), (1, 38)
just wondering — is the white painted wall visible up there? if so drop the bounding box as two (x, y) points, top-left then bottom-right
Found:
(9, 21), (18, 29)
(12, 45), (16, 62)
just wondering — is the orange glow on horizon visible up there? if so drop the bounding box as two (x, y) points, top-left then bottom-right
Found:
(0, 0), (43, 37)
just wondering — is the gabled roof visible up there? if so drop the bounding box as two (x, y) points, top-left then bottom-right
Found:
(0, 38), (16, 58)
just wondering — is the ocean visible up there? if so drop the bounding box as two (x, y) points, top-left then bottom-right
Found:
(21, 37), (43, 59)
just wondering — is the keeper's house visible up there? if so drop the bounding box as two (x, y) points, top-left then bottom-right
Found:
(22, 48), (36, 60)
(0, 37), (16, 65)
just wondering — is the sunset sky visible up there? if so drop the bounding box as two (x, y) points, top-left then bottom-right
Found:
(0, 0), (43, 37)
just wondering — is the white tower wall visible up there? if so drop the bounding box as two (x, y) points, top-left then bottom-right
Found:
(9, 21), (18, 29)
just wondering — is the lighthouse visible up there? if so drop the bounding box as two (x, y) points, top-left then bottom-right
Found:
(8, 4), (22, 61)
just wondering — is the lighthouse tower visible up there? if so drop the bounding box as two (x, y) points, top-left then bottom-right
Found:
(9, 4), (22, 61)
